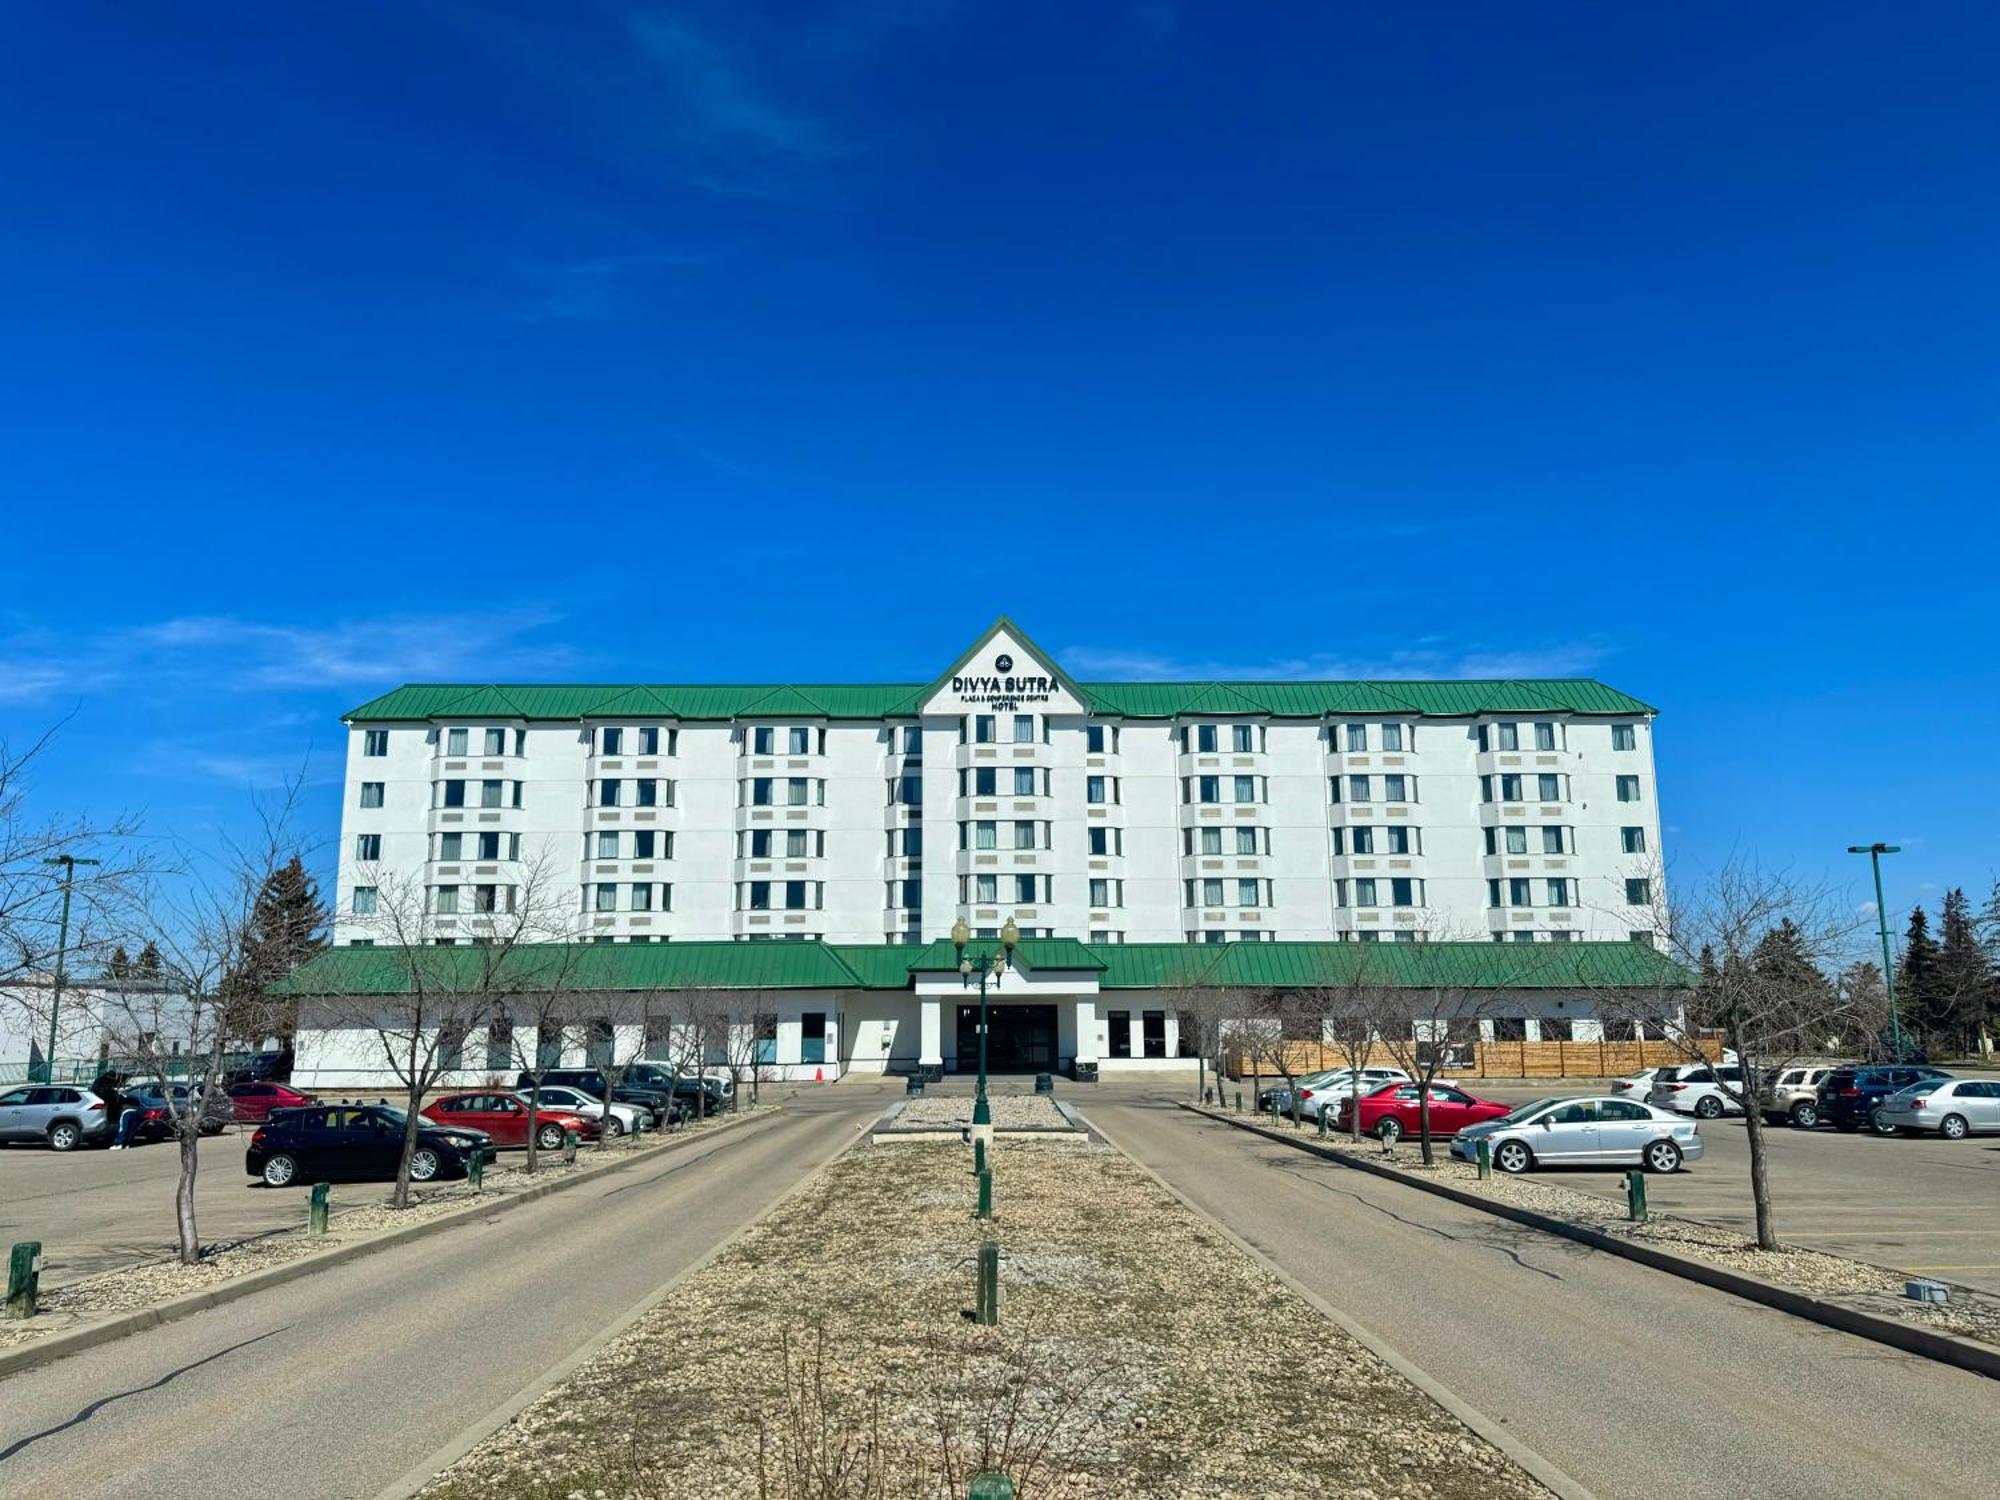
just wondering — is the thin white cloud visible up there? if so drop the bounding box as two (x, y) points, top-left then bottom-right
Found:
(1059, 637), (1614, 682)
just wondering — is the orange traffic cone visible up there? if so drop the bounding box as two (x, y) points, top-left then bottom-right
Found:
(815, 1066), (824, 1083)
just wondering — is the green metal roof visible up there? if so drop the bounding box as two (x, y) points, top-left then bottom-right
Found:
(278, 940), (1687, 996)
(346, 678), (1653, 723)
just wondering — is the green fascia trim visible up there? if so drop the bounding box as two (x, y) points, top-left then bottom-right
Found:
(346, 677), (1654, 723)
(278, 939), (1686, 997)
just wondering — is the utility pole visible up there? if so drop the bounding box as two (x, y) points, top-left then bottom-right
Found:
(39, 854), (101, 1084)
(1846, 844), (1903, 1059)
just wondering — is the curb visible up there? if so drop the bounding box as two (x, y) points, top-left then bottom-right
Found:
(370, 1103), (879, 1500)
(1182, 1103), (2000, 1382)
(0, 1109), (777, 1383)
(1081, 1107), (1599, 1500)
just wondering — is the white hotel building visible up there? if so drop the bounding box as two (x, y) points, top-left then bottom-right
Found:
(292, 620), (1677, 1085)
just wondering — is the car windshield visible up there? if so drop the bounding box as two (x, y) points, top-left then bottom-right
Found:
(1496, 1098), (1562, 1124)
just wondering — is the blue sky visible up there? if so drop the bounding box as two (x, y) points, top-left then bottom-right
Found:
(2, 1), (1995, 923)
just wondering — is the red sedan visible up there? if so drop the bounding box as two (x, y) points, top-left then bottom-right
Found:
(1333, 1082), (1511, 1143)
(227, 1082), (316, 1122)
(421, 1092), (601, 1150)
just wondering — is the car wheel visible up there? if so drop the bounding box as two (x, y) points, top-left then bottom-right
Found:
(1868, 1108), (1899, 1137)
(1644, 1138), (1684, 1173)
(1493, 1139), (1533, 1174)
(536, 1123), (567, 1151)
(1789, 1101), (1819, 1128)
(1694, 1095), (1724, 1120)
(47, 1121), (82, 1152)
(409, 1146), (443, 1182)
(1376, 1117), (1403, 1144)
(605, 1116), (625, 1137)
(1940, 1114), (1969, 1141)
(261, 1153), (298, 1187)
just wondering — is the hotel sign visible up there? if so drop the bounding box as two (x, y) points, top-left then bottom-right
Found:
(953, 655), (1058, 710)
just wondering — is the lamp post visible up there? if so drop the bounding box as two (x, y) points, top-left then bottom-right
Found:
(953, 916), (1018, 1130)
(40, 854), (101, 1084)
(1846, 844), (1904, 1059)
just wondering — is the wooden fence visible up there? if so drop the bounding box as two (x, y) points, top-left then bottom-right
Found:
(1225, 1036), (1723, 1081)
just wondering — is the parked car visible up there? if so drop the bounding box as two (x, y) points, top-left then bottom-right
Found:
(422, 1091), (601, 1149)
(227, 1081), (316, 1122)
(1332, 1081), (1511, 1142)
(520, 1069), (681, 1126)
(1449, 1095), (1703, 1174)
(623, 1062), (732, 1115)
(516, 1084), (648, 1137)
(1873, 1079), (2000, 1139)
(1648, 1063), (1747, 1120)
(1608, 1068), (1662, 1097)
(1296, 1066), (1412, 1123)
(1759, 1065), (1836, 1128)
(224, 1048), (294, 1086)
(245, 1103), (492, 1187)
(1816, 1065), (1954, 1135)
(1257, 1068), (1349, 1114)
(0, 1084), (114, 1150)
(125, 1080), (234, 1136)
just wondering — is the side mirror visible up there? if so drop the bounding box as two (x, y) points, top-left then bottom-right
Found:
(1537, 1117), (1552, 1129)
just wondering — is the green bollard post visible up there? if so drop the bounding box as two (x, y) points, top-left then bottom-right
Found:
(6, 1242), (42, 1320)
(563, 1128), (578, 1165)
(1476, 1139), (1491, 1180)
(1626, 1169), (1648, 1222)
(969, 1473), (1015, 1499)
(468, 1149), (485, 1193)
(1317, 1107), (1328, 1139)
(308, 1182), (330, 1237)
(977, 1167), (993, 1221)
(976, 1239), (999, 1325)
(973, 1136), (986, 1177)
(1234, 1090), (1243, 1113)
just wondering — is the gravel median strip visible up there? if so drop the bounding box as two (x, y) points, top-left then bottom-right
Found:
(417, 1134), (1555, 1500)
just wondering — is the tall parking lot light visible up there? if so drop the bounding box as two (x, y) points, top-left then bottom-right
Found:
(953, 917), (1019, 1130)
(1846, 844), (1904, 1058)
(40, 854), (101, 1084)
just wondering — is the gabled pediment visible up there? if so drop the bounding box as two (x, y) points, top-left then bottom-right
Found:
(919, 616), (1088, 717)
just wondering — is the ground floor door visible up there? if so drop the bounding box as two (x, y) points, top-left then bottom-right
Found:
(955, 1003), (1058, 1074)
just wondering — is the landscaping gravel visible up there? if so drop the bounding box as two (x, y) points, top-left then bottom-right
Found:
(1229, 1110), (2000, 1347)
(0, 1110), (765, 1351)
(893, 1096), (1070, 1129)
(419, 1137), (1552, 1500)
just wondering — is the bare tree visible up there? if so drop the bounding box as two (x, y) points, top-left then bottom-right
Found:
(1597, 863), (1856, 1249)
(1359, 951), (1506, 1164)
(1151, 962), (1230, 1104)
(1297, 948), (1391, 1140)
(336, 852), (581, 1206)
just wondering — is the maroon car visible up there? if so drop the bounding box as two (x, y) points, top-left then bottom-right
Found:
(228, 1081), (315, 1122)
(1333, 1081), (1513, 1143)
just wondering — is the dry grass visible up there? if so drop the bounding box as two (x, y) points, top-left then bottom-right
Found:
(420, 1138), (1549, 1500)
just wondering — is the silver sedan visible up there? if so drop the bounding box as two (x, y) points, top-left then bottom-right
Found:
(1449, 1096), (1704, 1175)
(1875, 1079), (2000, 1139)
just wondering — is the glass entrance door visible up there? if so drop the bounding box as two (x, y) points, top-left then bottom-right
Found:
(954, 1004), (1058, 1073)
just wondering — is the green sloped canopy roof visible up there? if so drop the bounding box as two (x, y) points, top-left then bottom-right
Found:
(277, 940), (1687, 996)
(347, 678), (1653, 722)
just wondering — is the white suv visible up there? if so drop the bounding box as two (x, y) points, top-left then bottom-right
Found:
(1648, 1063), (1746, 1119)
(1297, 1066), (1412, 1124)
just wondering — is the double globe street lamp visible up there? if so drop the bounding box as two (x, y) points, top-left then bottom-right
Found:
(952, 915), (1019, 1130)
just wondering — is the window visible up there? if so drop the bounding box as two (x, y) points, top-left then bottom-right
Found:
(437, 831), (463, 860)
(360, 782), (385, 809)
(636, 726), (658, 755)
(1346, 724), (1367, 752)
(631, 883), (653, 912)
(1351, 826), (1375, 855)
(352, 886), (377, 915)
(1547, 878), (1571, 906)
(974, 715), (996, 743)
(1499, 774), (1523, 801)
(750, 726), (774, 755)
(1354, 878), (1377, 906)
(363, 729), (388, 757)
(1496, 723), (1519, 751)
(1196, 724), (1219, 753)
(1013, 714), (1035, 743)
(1087, 827), (1112, 856)
(1085, 724), (1107, 753)
(1233, 775), (1257, 803)
(1381, 723), (1404, 752)
(1626, 878), (1652, 906)
(1014, 821), (1036, 850)
(1389, 877), (1417, 906)
(447, 727), (468, 756)
(1487, 879), (1501, 908)
(747, 881), (771, 910)
(1201, 878), (1224, 907)
(1491, 1016), (1527, 1041)
(1014, 874), (1037, 904)
(600, 780), (623, 807)
(785, 880), (812, 910)
(599, 726), (625, 756)
(1013, 767), (1036, 796)
(1087, 775), (1108, 804)
(973, 768), (997, 796)
(1536, 773), (1562, 802)
(787, 778), (809, 807)
(1617, 775), (1642, 802)
(595, 883), (617, 912)
(1089, 878), (1115, 907)
(1509, 878), (1532, 906)
(597, 831), (620, 859)
(1231, 724), (1254, 752)
(1549, 929), (1575, 943)
(896, 773), (922, 806)
(1235, 826), (1258, 854)
(475, 779), (500, 808)
(484, 727), (505, 756)
(1534, 722), (1556, 751)
(1613, 724), (1637, 751)
(1542, 826), (1566, 854)
(973, 820), (997, 850)
(626, 779), (652, 807)
(1621, 826), (1647, 854)
(476, 831), (501, 860)
(786, 828), (810, 857)
(1197, 775), (1220, 802)
(974, 874), (997, 903)
(1383, 774), (1407, 802)
(1236, 878), (1260, 907)
(1348, 775), (1371, 802)
(1385, 826), (1412, 855)
(1505, 826), (1527, 855)
(434, 885), (460, 915)
(355, 833), (380, 862)
(788, 726), (811, 755)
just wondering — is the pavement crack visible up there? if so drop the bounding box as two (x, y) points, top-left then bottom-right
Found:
(0, 1327), (291, 1462)
(1275, 1165), (1567, 1282)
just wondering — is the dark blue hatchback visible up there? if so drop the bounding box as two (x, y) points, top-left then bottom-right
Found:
(1816, 1065), (1953, 1135)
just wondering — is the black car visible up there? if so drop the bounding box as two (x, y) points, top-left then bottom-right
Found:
(1816, 1065), (1954, 1135)
(622, 1063), (732, 1116)
(245, 1103), (492, 1187)
(520, 1069), (682, 1126)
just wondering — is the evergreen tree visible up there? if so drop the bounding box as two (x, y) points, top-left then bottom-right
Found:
(1937, 888), (1992, 1056)
(105, 944), (131, 980)
(223, 854), (329, 1042)
(1752, 918), (1835, 1045)
(135, 940), (162, 978)
(1895, 905), (1947, 1055)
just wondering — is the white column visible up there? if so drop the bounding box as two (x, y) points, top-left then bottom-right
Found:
(919, 997), (942, 1077)
(1125, 1012), (1143, 1060)
(1073, 998), (1098, 1066)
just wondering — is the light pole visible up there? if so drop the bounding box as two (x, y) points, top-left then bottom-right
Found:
(41, 854), (101, 1084)
(1846, 844), (1904, 1059)
(953, 915), (1018, 1130)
